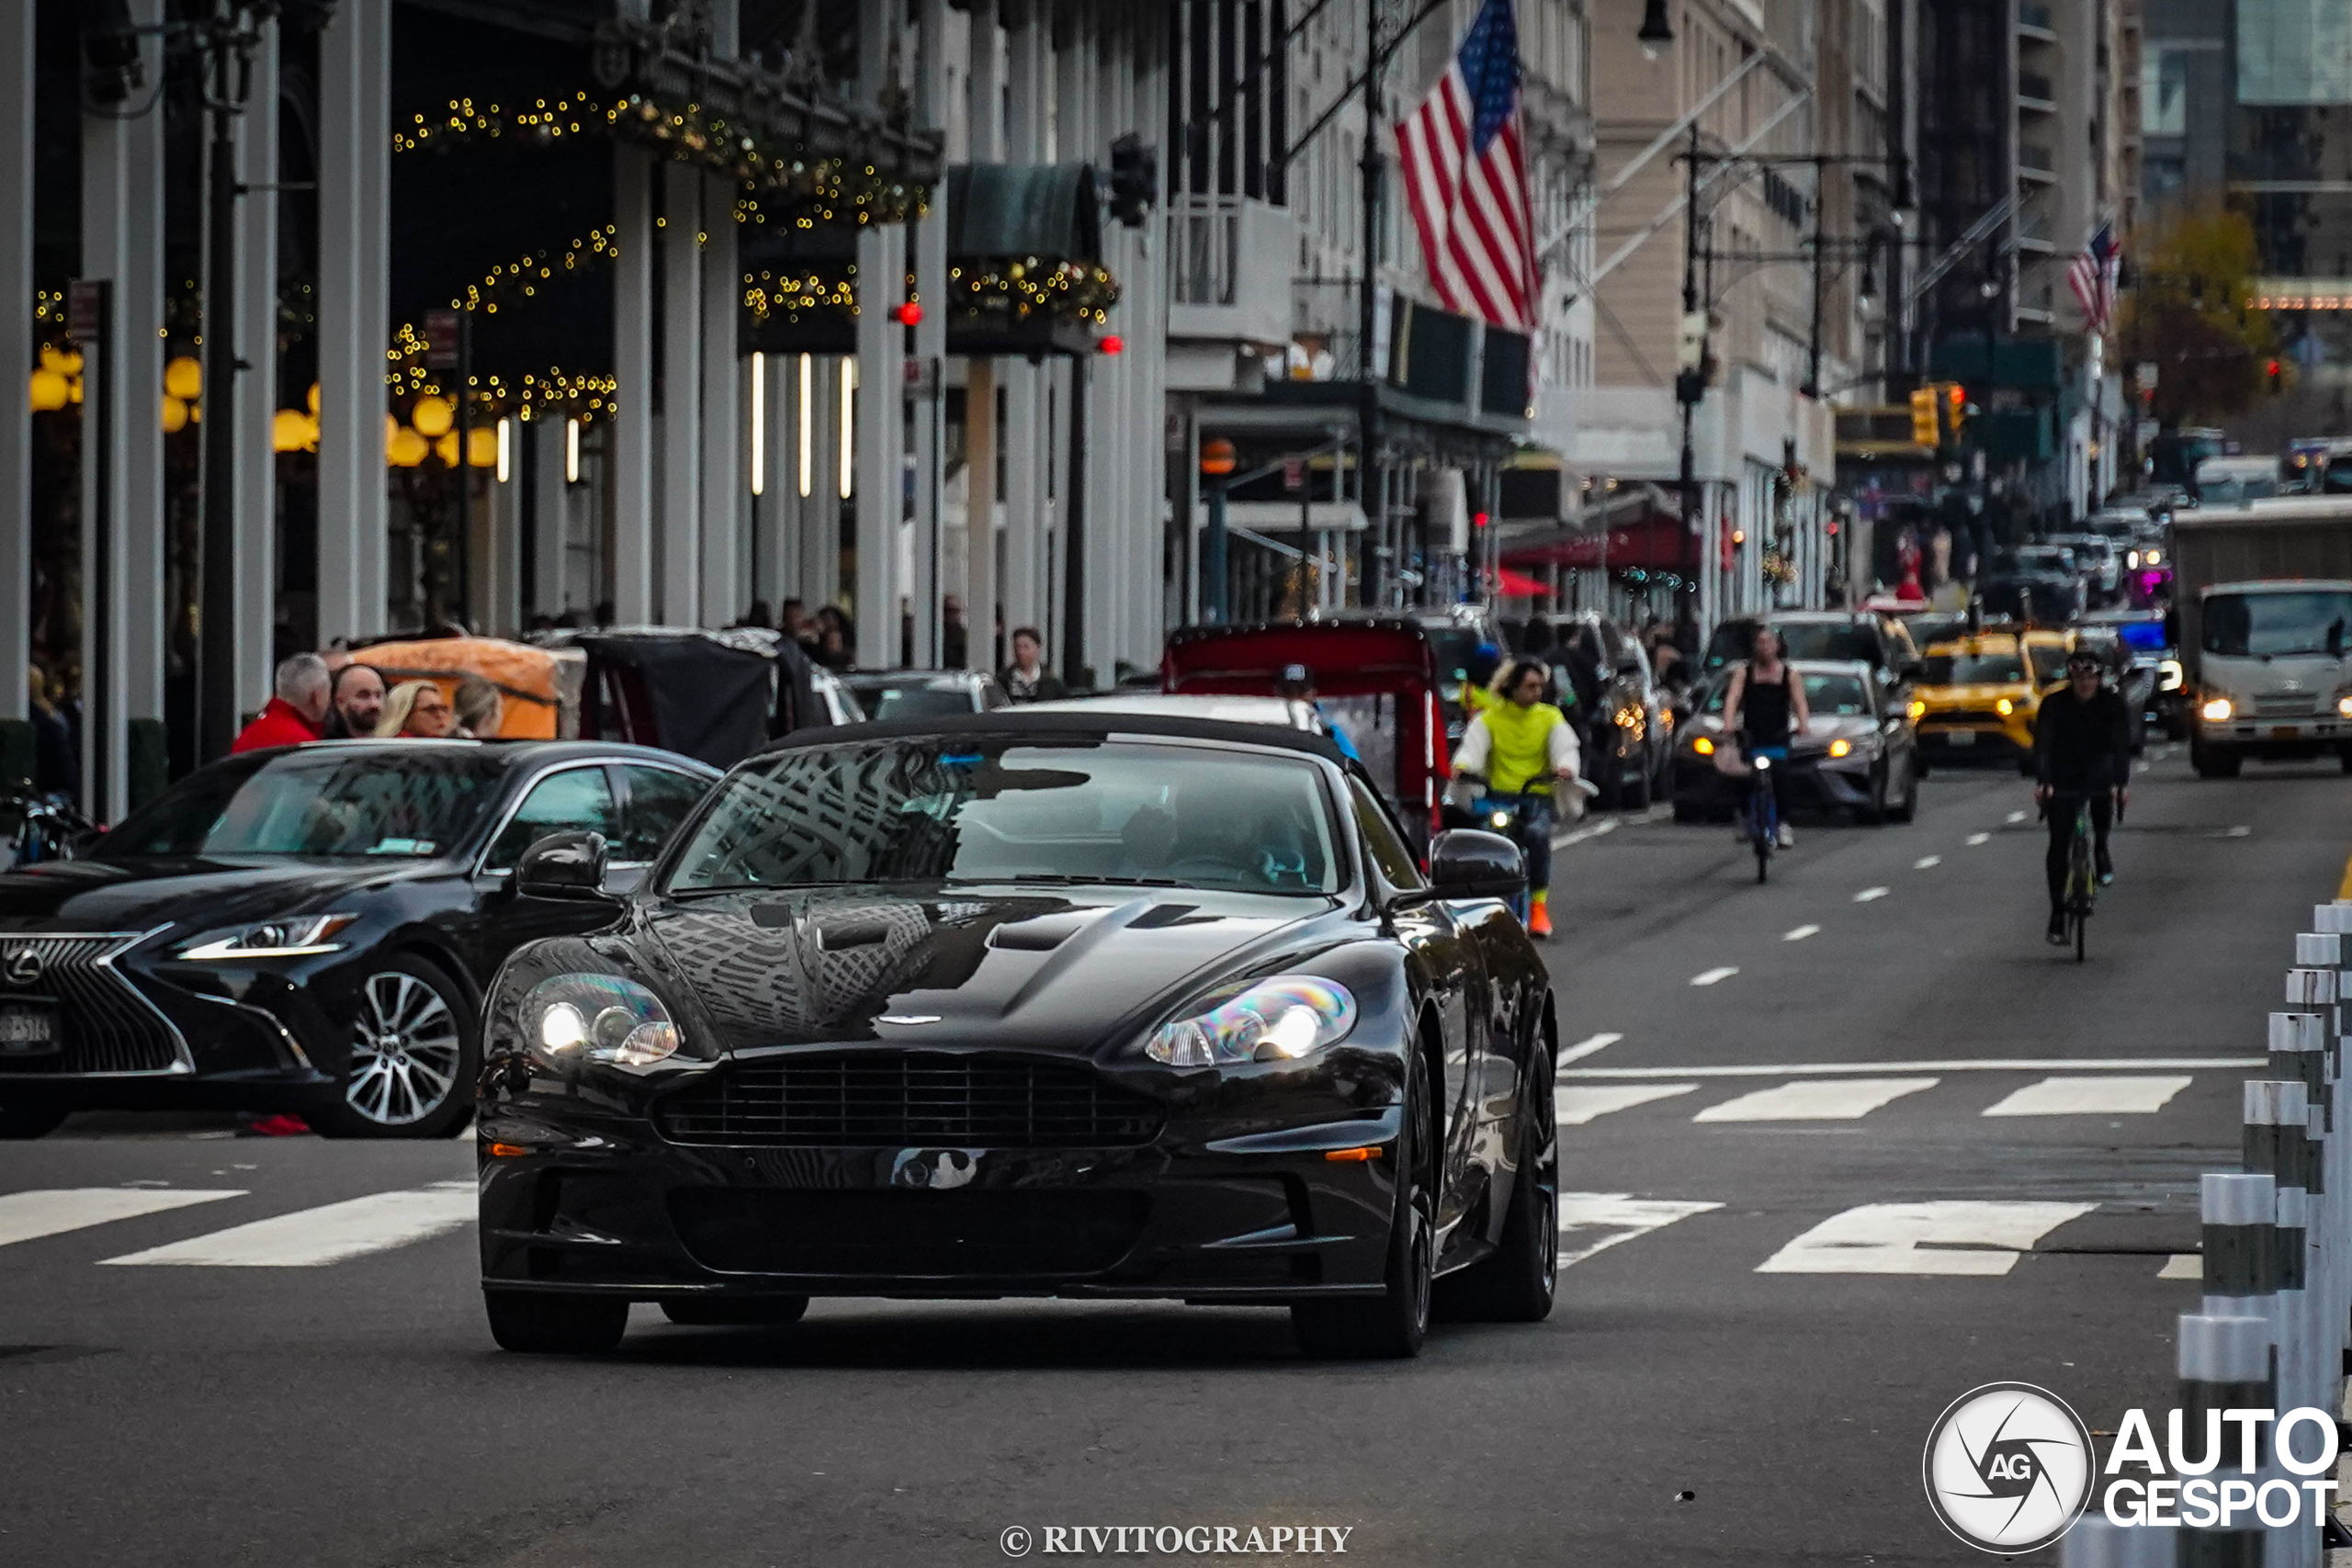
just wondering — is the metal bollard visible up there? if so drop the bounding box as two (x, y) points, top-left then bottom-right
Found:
(2062, 1512), (2175, 1567)
(2177, 1314), (2274, 1568)
(2247, 1081), (2313, 1424)
(2269, 1012), (2337, 1418)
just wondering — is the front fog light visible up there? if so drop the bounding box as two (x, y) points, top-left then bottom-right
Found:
(525, 974), (680, 1067)
(1147, 977), (1358, 1067)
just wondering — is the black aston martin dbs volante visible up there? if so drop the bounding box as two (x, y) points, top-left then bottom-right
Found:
(0, 740), (718, 1139)
(475, 712), (1562, 1359)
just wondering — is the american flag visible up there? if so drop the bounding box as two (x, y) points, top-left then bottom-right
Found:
(2067, 222), (2120, 335)
(1393, 0), (1537, 332)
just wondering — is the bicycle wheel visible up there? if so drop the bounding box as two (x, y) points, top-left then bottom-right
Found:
(2073, 904), (2086, 963)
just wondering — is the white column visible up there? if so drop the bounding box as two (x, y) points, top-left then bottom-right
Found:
(610, 146), (655, 623)
(756, 350), (792, 605)
(80, 0), (165, 819)
(232, 22), (280, 716)
(0, 0), (31, 756)
(805, 355), (842, 606)
(1001, 0), (1046, 646)
(854, 226), (904, 666)
(699, 170), (741, 626)
(317, 0), (390, 645)
(660, 160), (704, 625)
(530, 415), (566, 616)
(910, 0), (951, 668)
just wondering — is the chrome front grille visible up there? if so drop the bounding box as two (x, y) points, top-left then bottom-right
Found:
(2254, 693), (2319, 718)
(656, 1053), (1166, 1148)
(0, 932), (188, 1075)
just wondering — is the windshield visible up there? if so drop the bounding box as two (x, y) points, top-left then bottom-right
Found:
(1701, 671), (1868, 716)
(2027, 645), (2070, 683)
(668, 739), (1343, 897)
(99, 748), (504, 859)
(1773, 624), (1875, 663)
(846, 680), (974, 721)
(1923, 653), (2028, 684)
(2203, 591), (2352, 658)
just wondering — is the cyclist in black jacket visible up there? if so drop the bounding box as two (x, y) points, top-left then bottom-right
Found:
(2033, 649), (2132, 944)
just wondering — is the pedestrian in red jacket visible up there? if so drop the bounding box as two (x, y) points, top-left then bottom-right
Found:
(231, 652), (332, 753)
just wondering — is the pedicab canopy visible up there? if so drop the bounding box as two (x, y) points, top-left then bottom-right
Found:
(1162, 619), (1450, 843)
(352, 637), (584, 739)
(545, 627), (799, 769)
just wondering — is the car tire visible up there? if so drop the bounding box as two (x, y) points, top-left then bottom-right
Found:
(2191, 739), (2242, 779)
(1857, 768), (1888, 826)
(1435, 1043), (1556, 1324)
(1889, 763), (1918, 823)
(1621, 767), (1651, 812)
(311, 953), (480, 1140)
(661, 1296), (810, 1327)
(0, 1102), (68, 1140)
(2339, 748), (2352, 775)
(484, 1291), (631, 1354)
(1292, 1051), (1435, 1360)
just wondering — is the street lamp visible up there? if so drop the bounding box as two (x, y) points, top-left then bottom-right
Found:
(1638, 0), (1675, 58)
(1200, 437), (1237, 625)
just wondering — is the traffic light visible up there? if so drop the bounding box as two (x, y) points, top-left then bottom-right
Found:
(1943, 383), (1968, 445)
(2267, 358), (2284, 394)
(1909, 387), (1939, 446)
(1108, 135), (1158, 229)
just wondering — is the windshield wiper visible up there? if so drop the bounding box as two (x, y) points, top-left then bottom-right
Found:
(940, 874), (1189, 888)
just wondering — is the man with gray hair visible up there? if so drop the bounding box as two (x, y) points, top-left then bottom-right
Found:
(231, 651), (333, 753)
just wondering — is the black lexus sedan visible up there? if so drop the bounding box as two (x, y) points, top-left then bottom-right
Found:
(474, 712), (1560, 1359)
(0, 740), (718, 1140)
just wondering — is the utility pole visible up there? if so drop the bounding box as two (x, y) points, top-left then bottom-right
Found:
(1676, 121), (1704, 642)
(1358, 0), (1385, 609)
(198, 9), (265, 764)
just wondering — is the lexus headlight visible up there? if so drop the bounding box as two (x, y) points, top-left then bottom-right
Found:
(1146, 978), (1358, 1067)
(525, 973), (680, 1068)
(179, 913), (358, 960)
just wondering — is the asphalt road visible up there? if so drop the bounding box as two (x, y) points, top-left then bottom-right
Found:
(2, 744), (2345, 1568)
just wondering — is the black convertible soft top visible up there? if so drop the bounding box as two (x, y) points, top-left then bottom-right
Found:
(760, 708), (1351, 766)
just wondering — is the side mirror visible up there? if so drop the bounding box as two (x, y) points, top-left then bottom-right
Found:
(514, 830), (612, 900)
(1427, 829), (1526, 901)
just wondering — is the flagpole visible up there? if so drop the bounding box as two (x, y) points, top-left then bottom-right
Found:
(1359, 0), (1385, 609)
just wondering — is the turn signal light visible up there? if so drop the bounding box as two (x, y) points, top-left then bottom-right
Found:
(1324, 1146), (1383, 1162)
(1692, 736), (1715, 755)
(1906, 699), (1926, 721)
(486, 1143), (531, 1158)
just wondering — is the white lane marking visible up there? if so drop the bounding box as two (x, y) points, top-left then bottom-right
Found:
(1914, 855), (1941, 870)
(1689, 966), (1739, 987)
(1556, 1084), (1697, 1125)
(2136, 761), (2151, 773)
(2007, 810), (2029, 824)
(1966, 832), (1991, 846)
(2222, 825), (2250, 838)
(2159, 1254), (2202, 1280)
(1982, 1075), (2194, 1118)
(1557, 1193), (1723, 1267)
(0, 1189), (244, 1249)
(101, 1181), (475, 1268)
(1783, 924), (1820, 942)
(1755, 1200), (2097, 1276)
(1563, 1055), (2259, 1080)
(1555, 818), (1620, 849)
(1556, 1032), (1623, 1067)
(1854, 886), (1890, 902)
(1693, 1077), (1938, 1122)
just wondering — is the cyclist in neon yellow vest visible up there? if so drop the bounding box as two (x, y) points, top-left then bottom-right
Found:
(1451, 657), (1580, 938)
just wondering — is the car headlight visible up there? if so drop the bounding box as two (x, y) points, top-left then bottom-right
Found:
(2157, 659), (2183, 692)
(1827, 738), (1851, 759)
(525, 973), (681, 1068)
(1146, 977), (1358, 1067)
(2201, 696), (2233, 723)
(1906, 699), (1927, 721)
(1692, 735), (1715, 755)
(2147, 548), (2163, 566)
(178, 913), (359, 960)
(2337, 695), (2352, 718)
(2126, 550), (2140, 569)
(1996, 697), (2014, 716)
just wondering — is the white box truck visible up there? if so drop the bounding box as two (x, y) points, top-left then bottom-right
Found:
(2169, 497), (2352, 777)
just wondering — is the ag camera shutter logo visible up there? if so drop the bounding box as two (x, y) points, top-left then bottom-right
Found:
(1922, 1382), (2094, 1553)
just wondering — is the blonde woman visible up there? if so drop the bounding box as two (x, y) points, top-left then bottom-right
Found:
(375, 680), (457, 738)
(452, 675), (503, 738)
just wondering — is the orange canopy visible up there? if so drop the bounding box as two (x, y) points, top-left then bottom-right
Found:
(353, 637), (584, 739)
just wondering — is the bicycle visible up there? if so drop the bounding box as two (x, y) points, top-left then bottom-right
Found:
(1743, 750), (1782, 884)
(2047, 789), (2120, 963)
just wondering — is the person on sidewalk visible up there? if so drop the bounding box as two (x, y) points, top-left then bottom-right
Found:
(322, 662), (385, 739)
(231, 654), (332, 753)
(1001, 627), (1069, 703)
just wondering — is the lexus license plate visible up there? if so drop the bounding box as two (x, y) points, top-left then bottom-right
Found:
(0, 1001), (57, 1055)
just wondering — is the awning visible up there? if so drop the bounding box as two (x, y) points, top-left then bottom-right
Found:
(1504, 513), (1694, 572)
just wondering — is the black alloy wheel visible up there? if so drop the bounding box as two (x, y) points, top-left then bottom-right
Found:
(1436, 1041), (1557, 1323)
(1292, 1049), (1436, 1359)
(661, 1297), (811, 1327)
(484, 1290), (632, 1354)
(311, 953), (480, 1140)
(0, 1101), (68, 1140)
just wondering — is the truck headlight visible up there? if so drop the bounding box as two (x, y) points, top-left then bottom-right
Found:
(2200, 696), (2233, 723)
(2337, 695), (2352, 719)
(1146, 978), (1358, 1067)
(525, 973), (681, 1068)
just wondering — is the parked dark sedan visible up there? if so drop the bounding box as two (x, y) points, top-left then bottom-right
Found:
(473, 712), (1560, 1359)
(1669, 660), (1920, 824)
(0, 740), (718, 1140)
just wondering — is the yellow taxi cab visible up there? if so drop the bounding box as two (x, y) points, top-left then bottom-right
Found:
(1906, 632), (2043, 773)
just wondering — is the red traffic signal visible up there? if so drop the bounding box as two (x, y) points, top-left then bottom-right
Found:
(892, 302), (922, 326)
(1097, 334), (1124, 355)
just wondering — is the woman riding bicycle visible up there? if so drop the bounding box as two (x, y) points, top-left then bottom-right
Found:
(2032, 648), (2131, 945)
(1721, 626), (1811, 849)
(1452, 658), (1581, 939)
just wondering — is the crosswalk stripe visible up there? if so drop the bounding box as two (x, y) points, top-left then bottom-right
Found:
(1556, 1032), (1623, 1067)
(1755, 1200), (2096, 1276)
(2159, 1254), (2201, 1280)
(1693, 1077), (1938, 1122)
(1982, 1075), (2194, 1117)
(0, 1188), (245, 1248)
(1557, 1193), (1723, 1267)
(1556, 1084), (1697, 1125)
(1689, 966), (1738, 987)
(99, 1181), (475, 1268)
